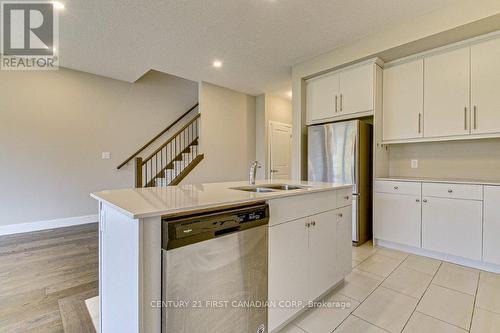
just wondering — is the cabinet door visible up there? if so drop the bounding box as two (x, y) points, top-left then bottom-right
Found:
(422, 197), (482, 260)
(339, 63), (374, 116)
(424, 47), (470, 138)
(268, 218), (309, 331)
(308, 210), (338, 301)
(373, 192), (421, 247)
(306, 72), (339, 123)
(336, 206), (353, 279)
(383, 59), (424, 141)
(471, 38), (500, 135)
(483, 186), (500, 265)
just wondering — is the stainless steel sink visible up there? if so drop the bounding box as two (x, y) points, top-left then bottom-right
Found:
(231, 186), (276, 193)
(260, 184), (306, 191)
(231, 183), (307, 193)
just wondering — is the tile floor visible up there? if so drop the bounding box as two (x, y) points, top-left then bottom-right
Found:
(279, 241), (500, 333)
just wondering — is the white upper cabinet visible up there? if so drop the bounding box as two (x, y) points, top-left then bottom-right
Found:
(383, 59), (424, 141)
(306, 62), (375, 124)
(338, 63), (374, 116)
(424, 47), (470, 138)
(306, 72), (339, 123)
(471, 38), (500, 135)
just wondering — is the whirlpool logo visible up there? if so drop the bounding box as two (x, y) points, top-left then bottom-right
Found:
(1, 1), (59, 70)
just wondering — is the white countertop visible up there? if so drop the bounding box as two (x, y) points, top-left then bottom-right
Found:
(91, 179), (352, 219)
(375, 176), (500, 186)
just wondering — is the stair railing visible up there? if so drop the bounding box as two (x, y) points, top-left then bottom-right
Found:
(117, 103), (199, 170)
(135, 114), (202, 188)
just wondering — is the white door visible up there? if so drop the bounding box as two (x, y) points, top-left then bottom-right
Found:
(306, 72), (339, 123)
(308, 210), (338, 301)
(383, 59), (424, 141)
(373, 193), (422, 247)
(483, 186), (500, 265)
(338, 63), (374, 116)
(268, 218), (309, 332)
(336, 206), (353, 279)
(268, 122), (292, 180)
(471, 38), (500, 135)
(422, 197), (482, 260)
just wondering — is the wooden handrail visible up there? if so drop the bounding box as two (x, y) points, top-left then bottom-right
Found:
(142, 113), (201, 164)
(116, 103), (199, 169)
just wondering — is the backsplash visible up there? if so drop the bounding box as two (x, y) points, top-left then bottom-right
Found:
(388, 138), (500, 181)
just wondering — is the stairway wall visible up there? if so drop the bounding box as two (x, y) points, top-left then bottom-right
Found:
(182, 82), (256, 184)
(0, 68), (197, 228)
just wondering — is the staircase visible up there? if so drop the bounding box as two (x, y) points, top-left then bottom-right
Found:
(117, 104), (204, 188)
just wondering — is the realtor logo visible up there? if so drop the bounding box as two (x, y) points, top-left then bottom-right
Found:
(1, 1), (59, 70)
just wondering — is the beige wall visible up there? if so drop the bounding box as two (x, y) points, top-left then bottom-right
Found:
(388, 139), (500, 181)
(182, 82), (256, 184)
(291, 0), (500, 180)
(255, 94), (292, 179)
(0, 68), (198, 226)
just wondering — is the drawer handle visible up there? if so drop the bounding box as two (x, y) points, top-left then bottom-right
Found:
(448, 189), (453, 193)
(394, 186), (399, 190)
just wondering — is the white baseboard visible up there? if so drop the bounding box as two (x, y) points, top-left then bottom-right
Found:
(0, 214), (98, 236)
(375, 239), (500, 274)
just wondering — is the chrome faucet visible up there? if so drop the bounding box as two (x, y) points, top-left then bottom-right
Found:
(249, 161), (261, 185)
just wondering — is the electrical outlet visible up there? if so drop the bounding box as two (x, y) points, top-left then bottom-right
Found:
(411, 159), (418, 169)
(102, 152), (111, 160)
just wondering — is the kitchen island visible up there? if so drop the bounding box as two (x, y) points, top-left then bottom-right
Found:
(91, 180), (353, 333)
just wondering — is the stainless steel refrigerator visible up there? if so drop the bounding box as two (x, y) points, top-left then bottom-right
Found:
(308, 120), (372, 245)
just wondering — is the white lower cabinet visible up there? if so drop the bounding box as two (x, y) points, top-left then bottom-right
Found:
(422, 197), (482, 261)
(268, 217), (309, 331)
(268, 204), (352, 332)
(336, 206), (353, 279)
(483, 186), (500, 265)
(373, 192), (421, 247)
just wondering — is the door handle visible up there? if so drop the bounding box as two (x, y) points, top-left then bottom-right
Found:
(464, 107), (468, 130)
(473, 106), (477, 130)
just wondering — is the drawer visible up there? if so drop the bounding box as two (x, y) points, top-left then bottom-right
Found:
(374, 180), (421, 196)
(268, 190), (337, 226)
(336, 189), (353, 208)
(422, 183), (483, 201)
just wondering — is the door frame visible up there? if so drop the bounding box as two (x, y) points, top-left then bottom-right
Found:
(267, 121), (292, 180)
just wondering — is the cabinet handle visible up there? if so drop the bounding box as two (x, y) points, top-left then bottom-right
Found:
(340, 94), (343, 112)
(416, 199), (420, 202)
(423, 199), (428, 203)
(335, 95), (338, 113)
(418, 113), (422, 134)
(305, 222), (310, 228)
(474, 106), (477, 130)
(464, 107), (468, 130)
(344, 196), (350, 200)
(448, 189), (453, 193)
(394, 186), (399, 190)
(338, 213), (343, 218)
(311, 221), (316, 226)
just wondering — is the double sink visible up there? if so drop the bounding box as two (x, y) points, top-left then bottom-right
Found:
(231, 183), (309, 193)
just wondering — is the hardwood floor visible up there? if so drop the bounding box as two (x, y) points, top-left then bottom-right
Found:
(0, 223), (98, 333)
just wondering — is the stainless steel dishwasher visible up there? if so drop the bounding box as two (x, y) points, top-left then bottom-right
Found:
(162, 203), (269, 333)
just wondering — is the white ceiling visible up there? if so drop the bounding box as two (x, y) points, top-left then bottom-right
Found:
(58, 0), (458, 98)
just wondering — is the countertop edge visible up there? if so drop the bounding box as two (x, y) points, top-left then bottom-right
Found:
(375, 177), (500, 186)
(91, 184), (352, 219)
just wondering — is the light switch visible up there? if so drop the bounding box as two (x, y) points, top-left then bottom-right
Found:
(411, 159), (418, 169)
(102, 152), (111, 160)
